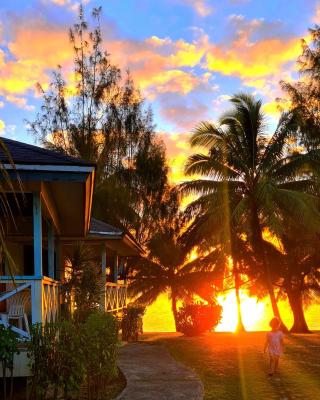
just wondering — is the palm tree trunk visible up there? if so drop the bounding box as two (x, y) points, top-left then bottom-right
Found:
(287, 289), (310, 333)
(234, 269), (245, 333)
(250, 202), (288, 332)
(171, 293), (178, 332)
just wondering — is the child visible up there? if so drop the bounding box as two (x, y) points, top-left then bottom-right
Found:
(264, 317), (284, 376)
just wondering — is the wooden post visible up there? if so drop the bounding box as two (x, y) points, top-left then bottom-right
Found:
(55, 240), (62, 281)
(31, 280), (43, 324)
(48, 222), (55, 279)
(113, 255), (118, 284)
(32, 192), (43, 324)
(100, 246), (107, 311)
(33, 192), (42, 277)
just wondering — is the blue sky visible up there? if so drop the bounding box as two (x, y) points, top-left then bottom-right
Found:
(0, 0), (319, 181)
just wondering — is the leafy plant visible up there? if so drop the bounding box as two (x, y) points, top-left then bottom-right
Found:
(121, 306), (145, 342)
(27, 322), (85, 400)
(0, 325), (19, 400)
(176, 303), (222, 336)
(83, 312), (119, 400)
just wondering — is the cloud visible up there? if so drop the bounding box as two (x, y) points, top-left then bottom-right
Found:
(178, 0), (213, 17)
(0, 19), (73, 100)
(5, 95), (34, 111)
(42, 0), (90, 12)
(159, 131), (192, 183)
(206, 16), (302, 81)
(312, 2), (320, 23)
(158, 93), (210, 131)
(0, 120), (5, 134)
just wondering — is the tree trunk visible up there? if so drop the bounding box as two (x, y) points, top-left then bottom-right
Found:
(250, 202), (288, 332)
(171, 293), (178, 332)
(287, 289), (310, 333)
(234, 270), (245, 333)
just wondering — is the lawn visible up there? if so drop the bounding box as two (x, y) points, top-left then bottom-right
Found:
(159, 332), (320, 400)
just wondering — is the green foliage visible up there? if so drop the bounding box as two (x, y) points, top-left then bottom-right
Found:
(129, 215), (224, 330)
(121, 306), (145, 342)
(28, 322), (84, 400)
(176, 303), (222, 336)
(27, 315), (119, 400)
(83, 312), (119, 400)
(0, 325), (19, 400)
(61, 242), (101, 322)
(181, 93), (320, 328)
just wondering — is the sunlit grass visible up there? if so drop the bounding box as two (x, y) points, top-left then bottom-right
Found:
(159, 332), (320, 400)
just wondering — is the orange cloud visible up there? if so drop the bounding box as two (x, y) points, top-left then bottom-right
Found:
(0, 120), (5, 133)
(207, 36), (301, 79)
(0, 21), (74, 105)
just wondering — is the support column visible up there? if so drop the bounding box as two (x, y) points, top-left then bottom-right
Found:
(55, 240), (62, 281)
(33, 192), (42, 277)
(113, 255), (119, 284)
(31, 280), (43, 324)
(33, 192), (43, 324)
(47, 222), (55, 279)
(100, 246), (107, 311)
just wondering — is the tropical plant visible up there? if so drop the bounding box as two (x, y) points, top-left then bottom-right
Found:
(279, 224), (320, 333)
(129, 215), (224, 330)
(83, 312), (118, 400)
(121, 305), (145, 342)
(0, 325), (19, 400)
(61, 242), (101, 322)
(176, 302), (222, 336)
(181, 93), (320, 331)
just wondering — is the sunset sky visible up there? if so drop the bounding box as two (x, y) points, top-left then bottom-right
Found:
(0, 0), (319, 182)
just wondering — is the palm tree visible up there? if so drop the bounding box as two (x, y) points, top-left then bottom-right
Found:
(181, 93), (320, 331)
(129, 219), (224, 330)
(280, 225), (320, 333)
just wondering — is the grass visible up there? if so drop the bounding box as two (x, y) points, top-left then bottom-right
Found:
(159, 332), (320, 400)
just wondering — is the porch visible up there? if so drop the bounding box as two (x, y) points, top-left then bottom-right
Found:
(0, 276), (59, 339)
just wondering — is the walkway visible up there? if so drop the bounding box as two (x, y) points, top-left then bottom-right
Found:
(116, 341), (204, 400)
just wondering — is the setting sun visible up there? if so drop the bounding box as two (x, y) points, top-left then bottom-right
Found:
(216, 291), (266, 332)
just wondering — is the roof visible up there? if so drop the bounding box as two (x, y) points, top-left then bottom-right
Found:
(89, 218), (123, 236)
(0, 138), (95, 167)
(89, 218), (143, 254)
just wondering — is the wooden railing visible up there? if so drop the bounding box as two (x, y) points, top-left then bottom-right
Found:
(105, 282), (127, 312)
(0, 276), (60, 339)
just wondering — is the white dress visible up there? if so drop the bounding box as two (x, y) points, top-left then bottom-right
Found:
(267, 331), (284, 356)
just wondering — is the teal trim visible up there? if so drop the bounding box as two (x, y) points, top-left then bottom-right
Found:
(0, 275), (43, 280)
(33, 192), (42, 276)
(48, 222), (55, 279)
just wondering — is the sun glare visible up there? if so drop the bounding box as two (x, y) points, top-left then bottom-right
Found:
(216, 291), (266, 332)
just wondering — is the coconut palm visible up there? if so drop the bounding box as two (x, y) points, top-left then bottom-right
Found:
(181, 93), (320, 331)
(129, 218), (224, 330)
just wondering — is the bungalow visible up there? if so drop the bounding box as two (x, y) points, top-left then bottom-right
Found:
(0, 138), (141, 345)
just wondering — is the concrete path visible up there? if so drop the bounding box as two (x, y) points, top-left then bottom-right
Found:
(116, 342), (204, 400)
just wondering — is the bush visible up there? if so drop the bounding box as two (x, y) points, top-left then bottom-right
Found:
(176, 303), (222, 336)
(83, 312), (119, 400)
(121, 306), (145, 342)
(0, 325), (19, 400)
(27, 314), (119, 400)
(28, 322), (84, 400)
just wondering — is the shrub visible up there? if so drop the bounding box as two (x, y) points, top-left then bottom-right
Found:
(0, 325), (19, 400)
(83, 312), (119, 400)
(121, 306), (145, 342)
(27, 314), (119, 400)
(176, 303), (222, 336)
(28, 322), (85, 400)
